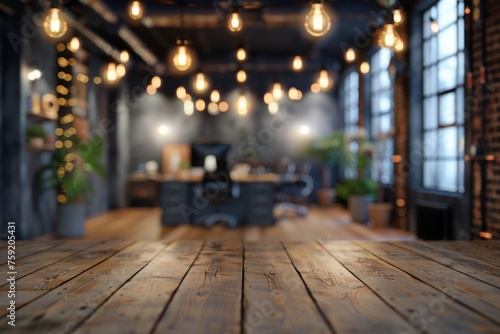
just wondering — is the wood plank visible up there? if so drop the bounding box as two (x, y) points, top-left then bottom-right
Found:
(243, 241), (331, 334)
(355, 241), (500, 325)
(0, 240), (64, 265)
(153, 241), (243, 334)
(77, 241), (204, 334)
(394, 241), (500, 289)
(0, 241), (166, 333)
(426, 241), (500, 267)
(282, 240), (416, 333)
(0, 240), (100, 286)
(320, 241), (500, 334)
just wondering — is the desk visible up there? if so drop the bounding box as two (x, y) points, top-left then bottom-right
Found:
(3, 240), (500, 333)
(158, 173), (278, 225)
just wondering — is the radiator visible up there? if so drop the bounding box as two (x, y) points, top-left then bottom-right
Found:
(416, 200), (452, 240)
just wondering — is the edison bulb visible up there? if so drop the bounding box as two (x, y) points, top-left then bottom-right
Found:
(304, 3), (331, 37)
(237, 94), (248, 115)
(393, 9), (404, 26)
(268, 102), (278, 115)
(184, 100), (194, 115)
(193, 72), (209, 94)
(360, 61), (370, 74)
(120, 50), (130, 63)
(104, 63), (119, 84)
(292, 55), (303, 71)
(272, 82), (283, 101)
(228, 11), (243, 32)
(176, 86), (186, 100)
(395, 39), (405, 53)
(210, 90), (220, 103)
(237, 69), (247, 83)
(129, 1), (144, 20)
(430, 18), (440, 33)
(318, 70), (330, 90)
(236, 48), (246, 61)
(264, 92), (273, 104)
(173, 45), (193, 72)
(377, 24), (400, 49)
(344, 48), (356, 63)
(117, 64), (126, 77)
(68, 37), (80, 52)
(43, 8), (68, 39)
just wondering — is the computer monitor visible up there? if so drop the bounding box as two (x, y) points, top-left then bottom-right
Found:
(191, 143), (231, 172)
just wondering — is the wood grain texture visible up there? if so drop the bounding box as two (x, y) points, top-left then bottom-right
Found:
(0, 240), (62, 265)
(243, 241), (331, 334)
(394, 241), (500, 289)
(154, 241), (243, 334)
(0, 241), (166, 334)
(320, 241), (500, 334)
(77, 241), (204, 334)
(283, 241), (416, 334)
(428, 241), (500, 267)
(355, 241), (500, 325)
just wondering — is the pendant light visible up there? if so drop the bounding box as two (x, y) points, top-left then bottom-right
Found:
(68, 37), (80, 52)
(344, 48), (356, 63)
(176, 86), (187, 100)
(128, 1), (144, 20)
(393, 8), (404, 26)
(237, 92), (248, 116)
(228, 9), (243, 32)
(103, 62), (120, 85)
(377, 23), (401, 49)
(317, 68), (332, 91)
(42, 7), (68, 39)
(292, 56), (303, 72)
(210, 90), (220, 103)
(360, 61), (370, 74)
(272, 82), (283, 101)
(120, 50), (130, 63)
(236, 48), (246, 62)
(430, 17), (440, 34)
(237, 69), (247, 83)
(304, 1), (331, 37)
(172, 41), (194, 72)
(193, 71), (209, 94)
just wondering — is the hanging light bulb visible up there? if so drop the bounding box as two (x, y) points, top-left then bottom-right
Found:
(120, 50), (130, 63)
(264, 92), (274, 105)
(311, 82), (321, 93)
(42, 8), (68, 39)
(177, 86), (186, 100)
(68, 37), (80, 52)
(292, 55), (303, 72)
(268, 102), (278, 115)
(360, 61), (370, 74)
(344, 48), (356, 63)
(377, 23), (400, 49)
(395, 39), (405, 53)
(318, 69), (331, 90)
(151, 76), (161, 88)
(128, 1), (144, 20)
(393, 9), (404, 26)
(272, 82), (283, 101)
(237, 93), (248, 115)
(117, 64), (126, 77)
(237, 69), (247, 83)
(236, 48), (246, 61)
(184, 100), (194, 115)
(104, 63), (119, 85)
(171, 41), (194, 72)
(228, 9), (243, 32)
(304, 1), (331, 37)
(193, 71), (209, 94)
(430, 17), (440, 34)
(210, 90), (220, 103)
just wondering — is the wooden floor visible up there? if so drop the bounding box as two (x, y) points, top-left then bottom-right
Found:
(2, 240), (500, 333)
(81, 206), (416, 242)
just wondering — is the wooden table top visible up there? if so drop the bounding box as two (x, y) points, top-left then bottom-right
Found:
(1, 240), (500, 333)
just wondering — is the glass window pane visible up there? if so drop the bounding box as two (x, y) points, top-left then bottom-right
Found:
(424, 40), (431, 66)
(438, 160), (458, 192)
(458, 159), (464, 192)
(380, 72), (391, 89)
(379, 91), (391, 113)
(379, 48), (392, 69)
(438, 127), (458, 158)
(458, 126), (465, 156)
(424, 97), (438, 130)
(438, 0), (457, 28)
(380, 114), (391, 134)
(430, 36), (438, 64)
(423, 9), (432, 39)
(456, 87), (464, 124)
(458, 51), (465, 85)
(424, 130), (437, 158)
(424, 160), (437, 188)
(438, 24), (457, 60)
(439, 92), (456, 125)
(458, 19), (465, 50)
(438, 56), (457, 92)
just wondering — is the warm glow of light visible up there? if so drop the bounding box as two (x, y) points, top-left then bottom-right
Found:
(393, 9), (404, 26)
(288, 87), (301, 100)
(479, 231), (493, 239)
(299, 125), (310, 135)
(208, 102), (219, 115)
(120, 50), (130, 63)
(236, 48), (246, 61)
(292, 55), (303, 71)
(43, 8), (68, 39)
(172, 45), (193, 72)
(146, 85), (156, 95)
(194, 72), (209, 93)
(105, 63), (118, 84)
(430, 18), (440, 34)
(151, 76), (161, 88)
(64, 140), (73, 148)
(272, 82), (283, 101)
(465, 6), (471, 15)
(237, 69), (247, 83)
(55, 128), (63, 136)
(55, 140), (63, 149)
(58, 57), (68, 67)
(228, 11), (243, 32)
(360, 61), (370, 74)
(311, 82), (321, 93)
(268, 102), (278, 114)
(210, 90), (220, 103)
(129, 1), (144, 20)
(57, 43), (65, 52)
(117, 64), (126, 77)
(344, 48), (356, 63)
(184, 100), (194, 115)
(27, 69), (42, 81)
(264, 92), (274, 104)
(68, 58), (76, 66)
(183, 93), (191, 102)
(195, 99), (206, 111)
(93, 76), (102, 85)
(392, 155), (403, 163)
(68, 37), (80, 52)
(396, 199), (405, 207)
(378, 24), (401, 49)
(158, 125), (169, 135)
(176, 86), (186, 100)
(57, 194), (68, 204)
(65, 162), (74, 171)
(237, 93), (248, 115)
(219, 101), (229, 112)
(318, 70), (330, 90)
(395, 39), (405, 53)
(304, 3), (331, 37)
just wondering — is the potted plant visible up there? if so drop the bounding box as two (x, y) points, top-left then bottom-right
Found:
(368, 130), (395, 227)
(26, 124), (47, 147)
(306, 131), (345, 206)
(39, 134), (106, 237)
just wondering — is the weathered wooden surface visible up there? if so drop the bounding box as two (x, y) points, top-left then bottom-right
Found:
(1, 240), (499, 333)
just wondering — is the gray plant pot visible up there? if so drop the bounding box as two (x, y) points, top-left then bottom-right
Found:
(348, 194), (374, 223)
(56, 204), (86, 238)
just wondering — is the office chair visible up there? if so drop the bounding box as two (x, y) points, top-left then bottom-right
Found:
(194, 155), (240, 228)
(275, 159), (314, 217)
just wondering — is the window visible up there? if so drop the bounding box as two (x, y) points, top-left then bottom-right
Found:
(342, 70), (359, 179)
(422, 0), (465, 192)
(370, 48), (394, 185)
